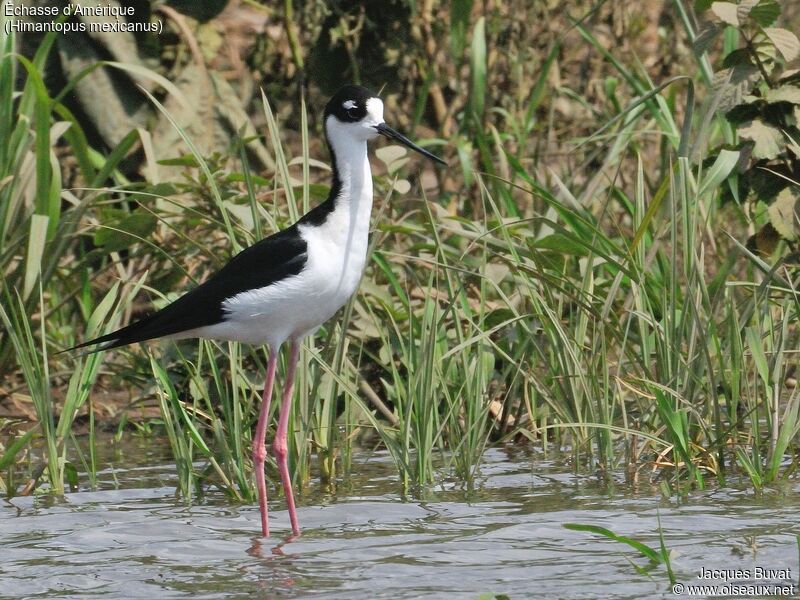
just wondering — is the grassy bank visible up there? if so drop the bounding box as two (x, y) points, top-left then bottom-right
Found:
(1, 0), (799, 503)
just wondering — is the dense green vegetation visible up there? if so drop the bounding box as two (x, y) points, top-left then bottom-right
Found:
(1, 1), (800, 505)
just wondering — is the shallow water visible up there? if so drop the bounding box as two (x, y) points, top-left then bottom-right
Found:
(2, 438), (799, 599)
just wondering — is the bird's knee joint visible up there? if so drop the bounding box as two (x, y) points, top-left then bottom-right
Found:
(252, 445), (267, 464)
(272, 439), (288, 459)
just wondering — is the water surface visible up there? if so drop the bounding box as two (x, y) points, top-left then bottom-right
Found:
(2, 439), (799, 599)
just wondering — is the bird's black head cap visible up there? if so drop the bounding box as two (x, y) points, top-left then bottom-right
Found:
(325, 85), (379, 123)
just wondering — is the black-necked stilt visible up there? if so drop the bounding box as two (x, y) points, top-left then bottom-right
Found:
(70, 85), (446, 538)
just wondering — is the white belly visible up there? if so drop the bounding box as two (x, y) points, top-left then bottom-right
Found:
(190, 221), (368, 349)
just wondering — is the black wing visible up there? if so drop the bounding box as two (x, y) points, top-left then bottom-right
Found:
(68, 226), (308, 353)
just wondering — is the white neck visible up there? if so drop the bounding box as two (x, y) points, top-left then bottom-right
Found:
(293, 131), (375, 301)
(328, 134), (374, 243)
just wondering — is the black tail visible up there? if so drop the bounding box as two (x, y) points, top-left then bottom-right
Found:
(62, 284), (226, 355)
(64, 314), (168, 354)
(61, 311), (180, 355)
(63, 329), (125, 355)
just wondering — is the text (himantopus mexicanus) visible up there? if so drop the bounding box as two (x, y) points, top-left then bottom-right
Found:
(70, 85), (446, 538)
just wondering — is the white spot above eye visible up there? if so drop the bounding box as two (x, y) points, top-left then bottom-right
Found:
(342, 100), (357, 110)
(365, 97), (384, 122)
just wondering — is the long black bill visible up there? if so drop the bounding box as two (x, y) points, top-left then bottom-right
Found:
(375, 123), (447, 166)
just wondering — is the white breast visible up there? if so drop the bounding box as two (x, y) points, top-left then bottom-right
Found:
(299, 202), (370, 305)
(190, 241), (366, 349)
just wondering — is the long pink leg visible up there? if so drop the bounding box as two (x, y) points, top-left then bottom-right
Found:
(273, 338), (301, 536)
(253, 349), (279, 537)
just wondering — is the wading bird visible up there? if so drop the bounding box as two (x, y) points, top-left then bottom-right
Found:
(71, 85), (446, 537)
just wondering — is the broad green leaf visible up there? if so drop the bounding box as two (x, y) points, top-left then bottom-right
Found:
(23, 214), (48, 300)
(450, 0), (473, 57)
(469, 17), (486, 120)
(24, 61), (58, 238)
(738, 120), (783, 159)
(749, 0), (780, 27)
(392, 179), (411, 194)
(526, 42), (560, 121)
(764, 27), (800, 61)
(768, 393), (800, 480)
(745, 327), (770, 385)
(224, 172), (271, 186)
(532, 233), (589, 256)
(94, 212), (158, 252)
(765, 85), (800, 105)
(767, 187), (799, 240)
(375, 145), (410, 174)
(711, 2), (739, 26)
(698, 148), (739, 198)
(745, 220), (778, 260)
(0, 425), (39, 470)
(736, 448), (763, 488)
(157, 154), (200, 167)
(722, 48), (754, 69)
(456, 136), (474, 187)
(86, 282), (121, 337)
(753, 34), (778, 62)
(713, 63), (760, 112)
(64, 461), (79, 489)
